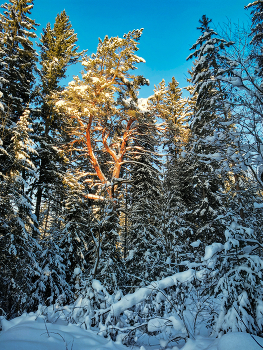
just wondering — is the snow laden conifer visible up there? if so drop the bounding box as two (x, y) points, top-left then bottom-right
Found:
(205, 201), (263, 336)
(153, 78), (191, 272)
(0, 0), (38, 195)
(32, 235), (73, 307)
(185, 15), (236, 250)
(0, 109), (41, 317)
(0, 0), (38, 119)
(53, 29), (158, 291)
(126, 126), (163, 287)
(92, 201), (125, 293)
(33, 10), (84, 233)
(186, 15), (263, 336)
(246, 0), (263, 79)
(59, 178), (93, 287)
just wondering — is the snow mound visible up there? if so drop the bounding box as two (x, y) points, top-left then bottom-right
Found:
(0, 313), (128, 350)
(217, 332), (263, 350)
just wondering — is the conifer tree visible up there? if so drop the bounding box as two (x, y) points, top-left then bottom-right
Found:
(0, 0), (38, 119)
(185, 15), (236, 248)
(185, 15), (263, 335)
(0, 0), (38, 183)
(33, 10), (83, 230)
(59, 181), (93, 285)
(246, 0), (263, 79)
(152, 78), (191, 271)
(126, 120), (163, 286)
(92, 201), (125, 292)
(210, 180), (263, 336)
(0, 110), (41, 317)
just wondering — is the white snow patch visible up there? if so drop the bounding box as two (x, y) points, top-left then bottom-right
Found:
(0, 314), (128, 350)
(190, 240), (201, 248)
(204, 243), (224, 261)
(254, 202), (263, 209)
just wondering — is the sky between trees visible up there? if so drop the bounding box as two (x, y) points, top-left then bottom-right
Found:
(32, 0), (250, 97)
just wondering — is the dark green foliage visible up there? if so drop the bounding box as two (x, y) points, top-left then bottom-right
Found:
(184, 15), (236, 247)
(92, 201), (126, 292)
(0, 0), (38, 119)
(60, 185), (93, 284)
(33, 10), (83, 228)
(0, 110), (41, 318)
(246, 0), (263, 77)
(126, 151), (164, 286)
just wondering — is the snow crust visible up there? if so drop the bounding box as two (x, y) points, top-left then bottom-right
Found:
(0, 313), (128, 350)
(1, 309), (263, 350)
(217, 332), (263, 350)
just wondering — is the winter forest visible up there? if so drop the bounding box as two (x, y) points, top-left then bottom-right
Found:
(1, 0), (263, 349)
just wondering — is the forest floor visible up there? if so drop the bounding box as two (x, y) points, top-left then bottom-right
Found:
(1, 311), (263, 350)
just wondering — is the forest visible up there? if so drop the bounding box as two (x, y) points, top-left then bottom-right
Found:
(1, 0), (263, 349)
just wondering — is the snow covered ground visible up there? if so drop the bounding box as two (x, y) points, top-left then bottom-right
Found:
(1, 312), (263, 350)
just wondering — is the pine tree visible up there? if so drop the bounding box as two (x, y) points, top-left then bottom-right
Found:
(185, 15), (263, 336)
(206, 184), (263, 336)
(151, 78), (191, 271)
(32, 235), (73, 307)
(55, 29), (150, 203)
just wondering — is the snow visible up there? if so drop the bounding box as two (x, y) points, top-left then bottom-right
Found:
(1, 310), (263, 350)
(0, 313), (128, 350)
(190, 240), (201, 248)
(92, 279), (104, 292)
(148, 318), (168, 332)
(110, 269), (195, 316)
(73, 267), (81, 275)
(137, 98), (149, 112)
(203, 243), (224, 261)
(217, 332), (263, 350)
(254, 202), (263, 209)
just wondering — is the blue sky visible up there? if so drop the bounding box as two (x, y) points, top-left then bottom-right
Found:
(32, 0), (250, 97)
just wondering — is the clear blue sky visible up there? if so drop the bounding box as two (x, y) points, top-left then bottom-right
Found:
(32, 0), (250, 97)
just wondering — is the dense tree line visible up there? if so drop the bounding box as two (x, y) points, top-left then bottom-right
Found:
(0, 0), (263, 343)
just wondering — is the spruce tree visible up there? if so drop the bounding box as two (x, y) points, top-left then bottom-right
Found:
(185, 15), (235, 248)
(92, 201), (125, 292)
(246, 0), (263, 79)
(153, 78), (191, 271)
(126, 125), (163, 286)
(0, 110), (41, 317)
(0, 0), (38, 119)
(33, 10), (83, 231)
(60, 182), (93, 286)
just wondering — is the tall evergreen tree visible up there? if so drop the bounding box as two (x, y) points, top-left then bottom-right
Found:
(152, 78), (191, 272)
(185, 15), (235, 248)
(33, 10), (83, 231)
(126, 121), (163, 286)
(0, 0), (38, 178)
(0, 0), (38, 119)
(0, 110), (41, 317)
(92, 201), (125, 292)
(0, 0), (40, 317)
(246, 0), (263, 79)
(60, 181), (93, 285)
